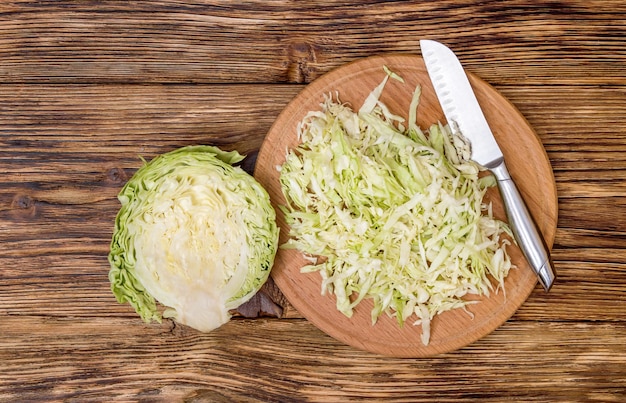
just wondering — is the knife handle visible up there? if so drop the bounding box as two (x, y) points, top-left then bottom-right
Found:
(490, 161), (556, 291)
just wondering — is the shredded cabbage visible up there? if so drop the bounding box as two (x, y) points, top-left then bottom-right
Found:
(278, 68), (513, 345)
(109, 145), (279, 332)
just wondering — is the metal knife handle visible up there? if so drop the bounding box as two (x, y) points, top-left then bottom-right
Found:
(490, 160), (556, 291)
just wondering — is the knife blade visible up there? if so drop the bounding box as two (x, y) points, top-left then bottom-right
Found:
(420, 39), (556, 291)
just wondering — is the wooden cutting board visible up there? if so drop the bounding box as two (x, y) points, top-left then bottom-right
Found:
(254, 54), (558, 357)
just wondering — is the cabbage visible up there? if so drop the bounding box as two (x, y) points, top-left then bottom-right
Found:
(108, 145), (279, 332)
(278, 68), (513, 345)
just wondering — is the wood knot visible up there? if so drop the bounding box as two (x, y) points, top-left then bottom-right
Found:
(12, 194), (33, 209)
(107, 167), (127, 183)
(286, 41), (318, 83)
(10, 193), (38, 219)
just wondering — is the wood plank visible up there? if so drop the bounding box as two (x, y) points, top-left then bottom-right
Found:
(0, 84), (302, 162)
(0, 1), (623, 84)
(2, 252), (623, 322)
(0, 316), (624, 401)
(557, 197), (626, 233)
(0, 84), (624, 167)
(556, 227), (626, 250)
(516, 260), (626, 321)
(556, 181), (626, 199)
(3, 262), (625, 322)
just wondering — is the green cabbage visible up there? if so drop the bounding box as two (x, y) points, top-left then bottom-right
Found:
(108, 145), (279, 332)
(279, 69), (513, 345)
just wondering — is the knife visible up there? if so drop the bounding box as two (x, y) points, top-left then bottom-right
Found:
(420, 39), (556, 291)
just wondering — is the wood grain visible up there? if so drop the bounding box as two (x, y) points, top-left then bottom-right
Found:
(1, 0), (625, 400)
(0, 1), (623, 85)
(1, 317), (625, 402)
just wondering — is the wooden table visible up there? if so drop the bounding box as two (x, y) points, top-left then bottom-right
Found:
(1, 1), (624, 401)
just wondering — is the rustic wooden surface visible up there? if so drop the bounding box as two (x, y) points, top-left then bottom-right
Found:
(0, 0), (624, 401)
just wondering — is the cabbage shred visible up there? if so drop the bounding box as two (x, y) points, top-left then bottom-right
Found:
(278, 70), (513, 345)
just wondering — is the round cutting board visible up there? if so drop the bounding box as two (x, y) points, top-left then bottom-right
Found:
(254, 54), (557, 357)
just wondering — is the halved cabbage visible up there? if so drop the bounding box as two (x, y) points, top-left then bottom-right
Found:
(108, 145), (279, 332)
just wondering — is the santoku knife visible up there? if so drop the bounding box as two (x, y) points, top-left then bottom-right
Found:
(420, 39), (556, 291)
